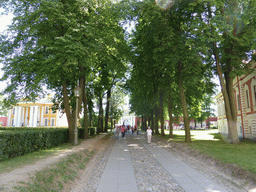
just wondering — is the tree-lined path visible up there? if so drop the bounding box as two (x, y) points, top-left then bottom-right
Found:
(74, 132), (247, 192)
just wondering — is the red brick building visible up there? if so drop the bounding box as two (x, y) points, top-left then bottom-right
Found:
(0, 116), (7, 127)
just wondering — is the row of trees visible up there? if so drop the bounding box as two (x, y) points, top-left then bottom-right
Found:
(0, 0), (130, 143)
(1, 0), (256, 144)
(127, 0), (256, 143)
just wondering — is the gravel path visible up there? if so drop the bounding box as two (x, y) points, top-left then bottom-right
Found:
(74, 131), (251, 192)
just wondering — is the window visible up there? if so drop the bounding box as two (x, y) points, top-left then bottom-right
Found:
(12, 108), (15, 115)
(44, 118), (48, 126)
(237, 95), (241, 110)
(254, 85), (256, 106)
(45, 106), (49, 114)
(51, 118), (55, 126)
(11, 119), (14, 126)
(246, 90), (250, 108)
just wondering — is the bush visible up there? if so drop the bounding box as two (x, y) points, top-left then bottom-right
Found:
(0, 128), (69, 161)
(77, 127), (96, 138)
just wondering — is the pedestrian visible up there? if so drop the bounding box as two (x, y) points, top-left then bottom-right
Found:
(121, 125), (126, 138)
(146, 126), (152, 144)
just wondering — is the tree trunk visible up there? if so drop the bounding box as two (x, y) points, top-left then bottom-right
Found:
(62, 81), (75, 143)
(159, 91), (165, 136)
(99, 96), (103, 133)
(104, 89), (111, 132)
(154, 104), (160, 134)
(178, 63), (191, 143)
(141, 115), (144, 130)
(207, 2), (239, 144)
(213, 43), (239, 143)
(168, 94), (173, 138)
(207, 116), (210, 129)
(151, 110), (154, 133)
(81, 73), (88, 139)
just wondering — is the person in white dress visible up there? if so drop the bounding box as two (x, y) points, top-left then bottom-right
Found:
(146, 126), (152, 144)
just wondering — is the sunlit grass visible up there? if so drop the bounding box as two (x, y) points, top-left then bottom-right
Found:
(0, 142), (74, 174)
(13, 150), (94, 192)
(160, 129), (256, 174)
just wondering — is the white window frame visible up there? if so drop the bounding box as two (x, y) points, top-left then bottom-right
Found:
(45, 106), (49, 114)
(246, 90), (250, 108)
(44, 118), (48, 126)
(50, 118), (55, 126)
(244, 84), (251, 112)
(254, 85), (256, 106)
(237, 94), (241, 110)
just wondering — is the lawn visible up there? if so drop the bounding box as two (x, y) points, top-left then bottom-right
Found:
(162, 129), (256, 174)
(0, 142), (74, 174)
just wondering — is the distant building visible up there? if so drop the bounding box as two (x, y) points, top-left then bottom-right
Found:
(171, 117), (217, 129)
(0, 116), (7, 127)
(215, 62), (256, 139)
(7, 97), (68, 127)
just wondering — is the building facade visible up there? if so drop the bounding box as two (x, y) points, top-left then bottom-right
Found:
(7, 98), (68, 127)
(215, 63), (256, 139)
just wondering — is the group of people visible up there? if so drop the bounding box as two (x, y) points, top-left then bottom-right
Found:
(115, 125), (139, 140)
(115, 125), (153, 144)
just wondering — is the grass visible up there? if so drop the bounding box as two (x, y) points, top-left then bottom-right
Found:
(161, 129), (256, 174)
(0, 142), (74, 174)
(2, 133), (112, 191)
(0, 133), (100, 174)
(14, 150), (94, 192)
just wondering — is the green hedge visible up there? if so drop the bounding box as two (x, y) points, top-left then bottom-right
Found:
(78, 127), (96, 137)
(0, 127), (96, 161)
(0, 128), (69, 161)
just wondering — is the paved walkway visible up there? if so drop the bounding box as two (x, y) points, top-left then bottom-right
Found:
(93, 131), (238, 192)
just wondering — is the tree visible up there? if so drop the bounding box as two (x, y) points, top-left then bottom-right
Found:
(0, 95), (8, 116)
(204, 0), (256, 143)
(0, 0), (129, 142)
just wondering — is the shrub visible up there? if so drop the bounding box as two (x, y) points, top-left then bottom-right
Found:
(0, 128), (69, 161)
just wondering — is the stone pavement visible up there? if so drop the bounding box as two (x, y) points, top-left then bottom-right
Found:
(81, 130), (244, 192)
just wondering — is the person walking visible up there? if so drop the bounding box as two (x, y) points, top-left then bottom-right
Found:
(146, 126), (152, 144)
(121, 125), (126, 139)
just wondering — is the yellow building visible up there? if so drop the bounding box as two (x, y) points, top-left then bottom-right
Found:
(7, 98), (68, 127)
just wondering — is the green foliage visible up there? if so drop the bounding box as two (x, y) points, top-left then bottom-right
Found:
(77, 127), (96, 137)
(0, 95), (8, 116)
(0, 128), (69, 161)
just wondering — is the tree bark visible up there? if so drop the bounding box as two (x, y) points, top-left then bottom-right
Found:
(104, 89), (111, 132)
(154, 104), (160, 134)
(168, 93), (173, 138)
(178, 63), (191, 143)
(151, 110), (154, 133)
(97, 96), (103, 134)
(159, 91), (165, 136)
(81, 73), (88, 139)
(62, 81), (74, 143)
